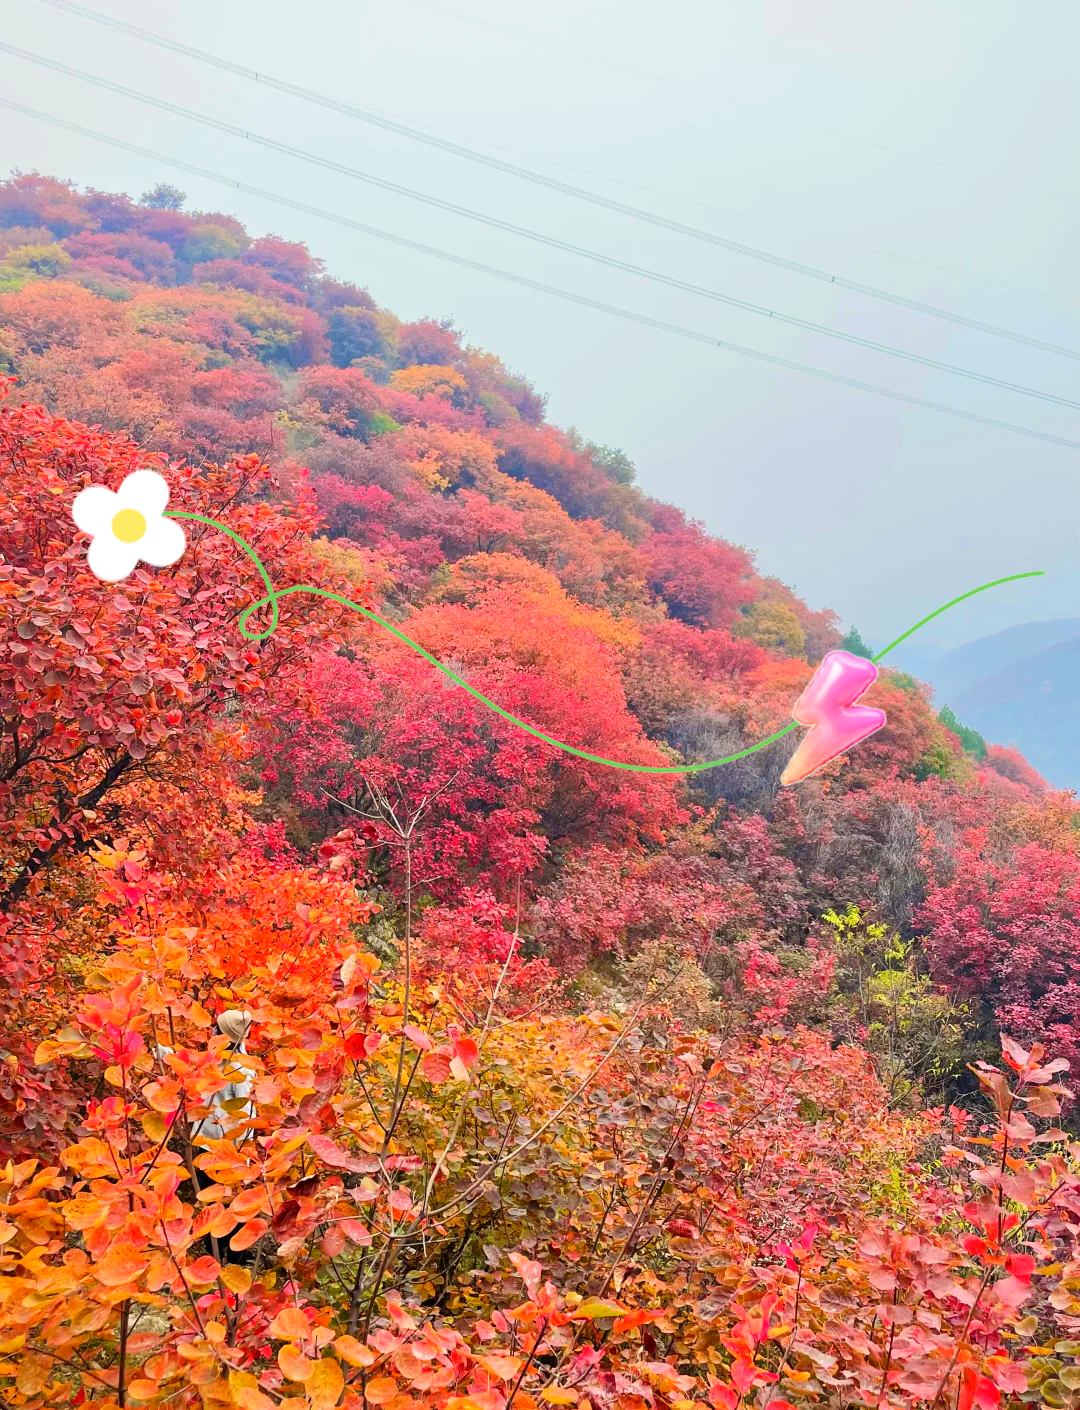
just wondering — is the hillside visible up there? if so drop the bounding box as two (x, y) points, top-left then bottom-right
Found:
(4, 172), (1080, 1408)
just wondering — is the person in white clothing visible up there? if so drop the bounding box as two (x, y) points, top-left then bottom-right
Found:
(193, 1009), (256, 1144)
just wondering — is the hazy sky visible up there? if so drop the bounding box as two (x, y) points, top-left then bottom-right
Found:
(4, 0), (1079, 649)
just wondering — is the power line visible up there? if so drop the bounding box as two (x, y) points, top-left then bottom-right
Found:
(18, 0), (1048, 310)
(4, 94), (1080, 455)
(6, 41), (1077, 413)
(21, 0), (1059, 310)
(401, 0), (1078, 209)
(30, 0), (1080, 365)
(387, 107), (1080, 314)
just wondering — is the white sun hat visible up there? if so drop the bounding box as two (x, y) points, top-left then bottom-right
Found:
(71, 469), (187, 582)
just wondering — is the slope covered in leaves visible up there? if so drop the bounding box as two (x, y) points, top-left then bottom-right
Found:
(4, 172), (1080, 1410)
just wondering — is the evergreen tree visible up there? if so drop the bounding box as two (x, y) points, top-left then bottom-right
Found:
(938, 703), (988, 760)
(140, 181), (186, 210)
(841, 625), (874, 659)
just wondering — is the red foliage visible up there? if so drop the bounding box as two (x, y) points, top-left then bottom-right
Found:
(8, 175), (1080, 1410)
(62, 230), (178, 281)
(981, 743), (1048, 795)
(0, 393), (358, 1140)
(244, 233), (325, 288)
(261, 646), (551, 896)
(416, 887), (558, 1011)
(397, 317), (462, 366)
(0, 172), (90, 235)
(923, 837), (1080, 1067)
(647, 617), (765, 679)
(533, 842), (760, 972)
(645, 503), (756, 628)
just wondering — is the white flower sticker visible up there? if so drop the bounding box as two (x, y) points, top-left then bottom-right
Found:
(71, 469), (186, 582)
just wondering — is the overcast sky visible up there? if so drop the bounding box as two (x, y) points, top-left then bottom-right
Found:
(4, 0), (1079, 649)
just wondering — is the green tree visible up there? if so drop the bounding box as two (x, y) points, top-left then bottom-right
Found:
(823, 905), (969, 1106)
(587, 441), (636, 484)
(181, 224), (244, 265)
(938, 703), (987, 761)
(327, 305), (385, 366)
(139, 181), (186, 210)
(840, 625), (874, 658)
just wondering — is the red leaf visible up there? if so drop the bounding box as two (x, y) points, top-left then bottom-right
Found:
(308, 1131), (379, 1174)
(452, 1036), (479, 1069)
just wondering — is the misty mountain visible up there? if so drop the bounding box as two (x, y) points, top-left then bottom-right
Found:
(935, 620), (1080, 703)
(954, 635), (1080, 791)
(882, 620), (1080, 703)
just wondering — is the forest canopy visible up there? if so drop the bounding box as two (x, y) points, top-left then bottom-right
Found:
(1, 172), (1078, 1410)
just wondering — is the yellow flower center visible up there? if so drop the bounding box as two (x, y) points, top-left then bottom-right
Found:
(111, 508), (147, 543)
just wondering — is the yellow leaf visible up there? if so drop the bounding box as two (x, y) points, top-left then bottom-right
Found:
(141, 1110), (168, 1142)
(221, 1264), (252, 1295)
(0, 1333), (26, 1355)
(572, 1299), (627, 1321)
(540, 1392), (578, 1405)
(306, 1358), (344, 1410)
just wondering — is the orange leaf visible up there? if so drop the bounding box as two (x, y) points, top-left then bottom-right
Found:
(95, 1248), (149, 1287)
(481, 1354), (525, 1381)
(231, 1218), (269, 1251)
(15, 1352), (51, 1394)
(422, 1050), (451, 1084)
(364, 1376), (400, 1404)
(279, 1342), (315, 1382)
(184, 1254), (222, 1287)
(230, 1186), (266, 1218)
(612, 1309), (666, 1333)
(235, 1387), (278, 1410)
(334, 1334), (376, 1368)
(269, 1307), (313, 1340)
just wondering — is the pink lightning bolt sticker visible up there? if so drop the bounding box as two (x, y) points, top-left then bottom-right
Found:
(780, 650), (887, 786)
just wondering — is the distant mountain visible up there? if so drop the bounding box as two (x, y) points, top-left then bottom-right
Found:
(954, 635), (1080, 791)
(871, 640), (946, 688)
(934, 620), (1080, 704)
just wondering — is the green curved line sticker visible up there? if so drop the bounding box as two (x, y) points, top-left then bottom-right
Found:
(168, 511), (1041, 778)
